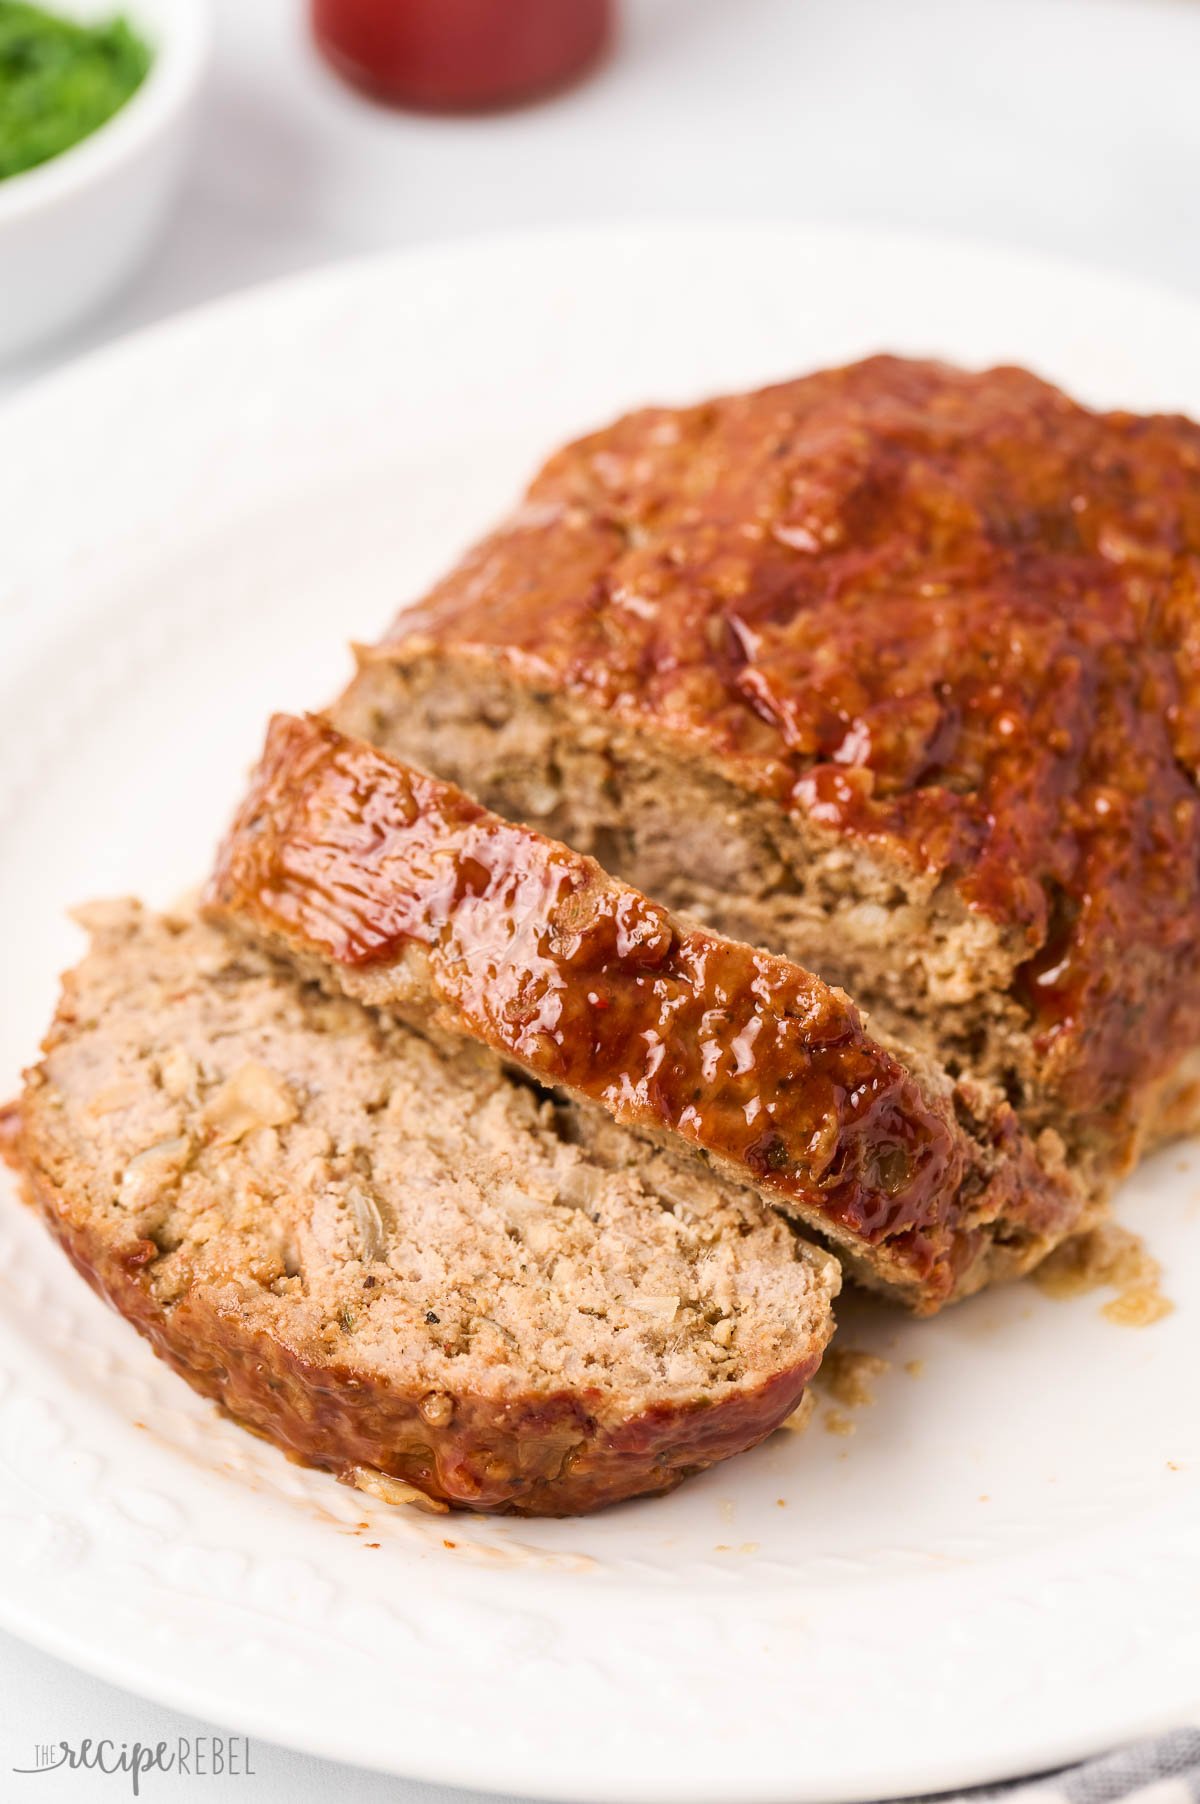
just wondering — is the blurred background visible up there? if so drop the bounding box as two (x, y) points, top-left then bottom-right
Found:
(5, 0), (1200, 394)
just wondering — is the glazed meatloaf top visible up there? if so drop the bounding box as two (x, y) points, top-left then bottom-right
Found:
(9, 902), (837, 1515)
(206, 714), (1084, 1312)
(348, 355), (1200, 1151)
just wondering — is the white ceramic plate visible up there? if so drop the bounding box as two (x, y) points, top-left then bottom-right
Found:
(1, 224), (1198, 1803)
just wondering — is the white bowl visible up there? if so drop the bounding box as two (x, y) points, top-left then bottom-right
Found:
(0, 0), (210, 361)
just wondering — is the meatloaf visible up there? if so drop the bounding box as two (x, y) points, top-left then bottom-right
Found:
(205, 713), (1086, 1313)
(330, 355), (1200, 1198)
(5, 901), (838, 1516)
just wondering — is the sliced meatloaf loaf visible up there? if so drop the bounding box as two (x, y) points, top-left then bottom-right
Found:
(6, 901), (838, 1516)
(330, 355), (1200, 1198)
(205, 713), (1086, 1313)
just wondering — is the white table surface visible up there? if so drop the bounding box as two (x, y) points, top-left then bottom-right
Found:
(4, 0), (1200, 1794)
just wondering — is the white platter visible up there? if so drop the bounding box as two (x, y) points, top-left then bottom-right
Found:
(0, 224), (1198, 1802)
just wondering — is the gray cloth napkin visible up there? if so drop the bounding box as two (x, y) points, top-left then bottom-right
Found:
(927, 1731), (1200, 1804)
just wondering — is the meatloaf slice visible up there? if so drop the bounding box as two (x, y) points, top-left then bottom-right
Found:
(330, 355), (1200, 1199)
(6, 902), (838, 1516)
(205, 714), (1086, 1313)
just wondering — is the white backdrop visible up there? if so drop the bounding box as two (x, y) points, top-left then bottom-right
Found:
(3, 0), (1200, 1795)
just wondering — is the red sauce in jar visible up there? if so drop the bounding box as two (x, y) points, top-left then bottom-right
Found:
(312, 0), (614, 112)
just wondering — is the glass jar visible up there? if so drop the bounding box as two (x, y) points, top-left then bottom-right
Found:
(312, 0), (615, 112)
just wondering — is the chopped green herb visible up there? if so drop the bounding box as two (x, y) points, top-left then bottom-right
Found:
(0, 1), (152, 182)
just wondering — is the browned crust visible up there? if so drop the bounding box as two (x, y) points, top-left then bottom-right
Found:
(206, 715), (1087, 1311)
(345, 355), (1200, 1166)
(5, 1109), (822, 1517)
(0, 1099), (22, 1170)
